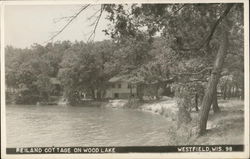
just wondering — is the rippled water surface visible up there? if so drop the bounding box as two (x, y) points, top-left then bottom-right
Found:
(6, 104), (174, 147)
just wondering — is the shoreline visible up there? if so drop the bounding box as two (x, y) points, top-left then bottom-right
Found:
(105, 98), (178, 121)
(105, 98), (244, 145)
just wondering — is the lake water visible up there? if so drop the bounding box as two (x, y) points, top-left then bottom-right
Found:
(6, 104), (175, 147)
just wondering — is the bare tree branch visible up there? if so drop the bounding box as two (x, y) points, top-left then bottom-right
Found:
(87, 5), (104, 42)
(44, 4), (91, 44)
(87, 8), (102, 21)
(53, 16), (75, 23)
(171, 4), (186, 15)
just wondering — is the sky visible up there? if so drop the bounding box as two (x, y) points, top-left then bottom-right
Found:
(4, 4), (111, 48)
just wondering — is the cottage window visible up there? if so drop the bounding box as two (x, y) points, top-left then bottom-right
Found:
(118, 83), (121, 88)
(114, 93), (119, 98)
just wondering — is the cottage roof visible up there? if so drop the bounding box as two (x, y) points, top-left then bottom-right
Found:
(50, 78), (61, 85)
(109, 74), (175, 84)
(109, 74), (143, 84)
(109, 76), (127, 83)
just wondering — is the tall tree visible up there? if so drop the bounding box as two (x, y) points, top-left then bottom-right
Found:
(58, 40), (116, 104)
(102, 3), (242, 135)
(198, 16), (230, 134)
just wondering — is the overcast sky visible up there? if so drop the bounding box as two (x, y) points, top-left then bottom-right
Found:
(4, 4), (111, 48)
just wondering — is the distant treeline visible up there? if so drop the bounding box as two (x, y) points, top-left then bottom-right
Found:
(5, 39), (168, 104)
(5, 37), (243, 105)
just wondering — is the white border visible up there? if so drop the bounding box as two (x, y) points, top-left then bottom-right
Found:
(1, 1), (7, 158)
(1, 0), (249, 159)
(1, 0), (249, 5)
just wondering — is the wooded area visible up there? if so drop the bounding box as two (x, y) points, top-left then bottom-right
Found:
(5, 3), (244, 136)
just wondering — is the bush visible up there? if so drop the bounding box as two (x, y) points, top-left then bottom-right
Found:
(6, 92), (16, 104)
(15, 90), (40, 105)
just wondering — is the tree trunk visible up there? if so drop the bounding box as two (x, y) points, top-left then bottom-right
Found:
(177, 97), (192, 128)
(233, 85), (236, 97)
(165, 85), (172, 96)
(235, 85), (239, 98)
(241, 86), (244, 100)
(212, 91), (221, 113)
(231, 86), (233, 98)
(91, 89), (96, 99)
(137, 84), (144, 101)
(155, 84), (160, 100)
(198, 20), (229, 135)
(130, 86), (132, 98)
(227, 85), (231, 99)
(96, 90), (101, 100)
(195, 93), (199, 111)
(223, 85), (227, 100)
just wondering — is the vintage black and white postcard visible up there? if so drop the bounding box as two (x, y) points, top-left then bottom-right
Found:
(1, 0), (249, 158)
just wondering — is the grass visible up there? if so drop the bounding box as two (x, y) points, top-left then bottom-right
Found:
(138, 98), (244, 145)
(189, 99), (244, 145)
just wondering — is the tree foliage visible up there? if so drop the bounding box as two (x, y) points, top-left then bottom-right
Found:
(102, 3), (244, 135)
(5, 3), (244, 135)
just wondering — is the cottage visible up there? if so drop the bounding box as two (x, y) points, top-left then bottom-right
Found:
(105, 76), (137, 99)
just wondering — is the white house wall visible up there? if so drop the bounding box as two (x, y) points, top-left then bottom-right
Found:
(105, 82), (137, 98)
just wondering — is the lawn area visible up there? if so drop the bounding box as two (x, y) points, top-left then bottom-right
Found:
(190, 99), (244, 145)
(139, 98), (244, 145)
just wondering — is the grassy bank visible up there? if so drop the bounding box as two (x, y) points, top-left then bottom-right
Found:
(189, 99), (244, 144)
(143, 99), (244, 145)
(107, 98), (244, 145)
